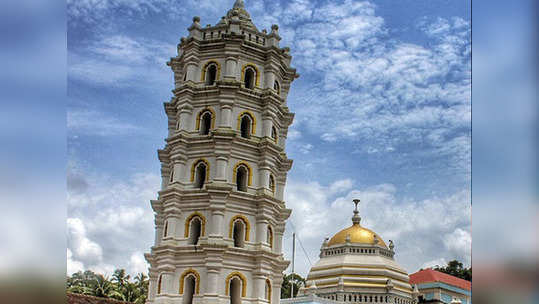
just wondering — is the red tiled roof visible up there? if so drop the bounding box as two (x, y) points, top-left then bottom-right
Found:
(67, 293), (134, 304)
(409, 269), (471, 291)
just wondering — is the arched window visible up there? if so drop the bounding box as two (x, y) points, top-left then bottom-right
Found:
(184, 212), (206, 244)
(271, 126), (278, 143)
(230, 277), (241, 304)
(176, 119), (181, 131)
(179, 269), (200, 303)
(205, 64), (217, 85)
(196, 108), (215, 135)
(170, 167), (174, 183)
(157, 274), (163, 294)
(188, 217), (202, 245)
(229, 215), (250, 248)
(236, 111), (256, 138)
(183, 276), (196, 304)
(200, 111), (212, 135)
(201, 61), (220, 85)
(240, 115), (251, 138)
(183, 72), (187, 81)
(191, 159), (210, 189)
(195, 162), (207, 188)
(269, 174), (275, 194)
(226, 272), (246, 304)
(273, 80), (280, 94)
(244, 67), (255, 89)
(233, 220), (245, 247)
(267, 225), (273, 249)
(265, 279), (272, 303)
(163, 220), (169, 238)
(236, 165), (248, 192)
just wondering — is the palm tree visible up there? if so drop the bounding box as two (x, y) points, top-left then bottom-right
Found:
(88, 274), (123, 299)
(112, 269), (131, 289)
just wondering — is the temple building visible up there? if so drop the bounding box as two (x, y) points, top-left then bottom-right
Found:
(295, 200), (418, 304)
(144, 0), (298, 303)
(409, 269), (471, 304)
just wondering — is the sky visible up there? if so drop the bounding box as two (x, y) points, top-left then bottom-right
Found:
(67, 0), (471, 278)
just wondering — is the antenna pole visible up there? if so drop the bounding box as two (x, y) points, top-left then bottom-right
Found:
(291, 232), (296, 298)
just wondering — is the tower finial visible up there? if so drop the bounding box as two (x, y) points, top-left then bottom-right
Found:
(352, 199), (361, 225)
(233, 0), (245, 9)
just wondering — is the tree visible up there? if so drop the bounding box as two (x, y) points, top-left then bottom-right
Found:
(433, 260), (472, 281)
(89, 274), (124, 299)
(112, 269), (131, 289)
(281, 273), (306, 298)
(68, 270), (149, 303)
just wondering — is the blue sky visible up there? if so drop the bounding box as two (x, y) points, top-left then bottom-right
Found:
(67, 0), (471, 277)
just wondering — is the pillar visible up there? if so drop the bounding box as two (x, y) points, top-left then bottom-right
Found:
(219, 103), (233, 128)
(225, 57), (237, 81)
(215, 155), (228, 182)
(179, 105), (193, 130)
(264, 70), (275, 90)
(186, 62), (198, 82)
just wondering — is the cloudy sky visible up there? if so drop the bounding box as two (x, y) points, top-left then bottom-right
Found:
(67, 0), (470, 277)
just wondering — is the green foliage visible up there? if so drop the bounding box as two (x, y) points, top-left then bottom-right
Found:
(281, 273), (306, 299)
(433, 260), (472, 281)
(67, 269), (148, 303)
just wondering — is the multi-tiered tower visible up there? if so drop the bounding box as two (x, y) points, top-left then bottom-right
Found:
(145, 1), (298, 304)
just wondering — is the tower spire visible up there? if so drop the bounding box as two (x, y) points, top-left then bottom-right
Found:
(233, 0), (245, 9)
(352, 199), (361, 225)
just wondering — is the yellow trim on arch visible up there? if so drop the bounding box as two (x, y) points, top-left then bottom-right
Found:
(236, 111), (256, 135)
(195, 107), (216, 130)
(179, 268), (201, 294)
(190, 159), (210, 182)
(241, 63), (260, 87)
(200, 60), (221, 82)
(225, 271), (247, 297)
(265, 278), (272, 303)
(184, 212), (206, 238)
(232, 161), (253, 186)
(228, 215), (250, 242)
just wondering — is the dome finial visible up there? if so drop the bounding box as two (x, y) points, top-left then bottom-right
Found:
(352, 199), (361, 225)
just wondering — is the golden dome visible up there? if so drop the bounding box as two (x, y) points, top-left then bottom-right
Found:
(327, 223), (387, 248)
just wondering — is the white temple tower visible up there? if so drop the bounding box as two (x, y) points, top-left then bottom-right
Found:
(144, 1), (298, 304)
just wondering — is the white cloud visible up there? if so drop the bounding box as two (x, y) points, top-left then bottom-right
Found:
(67, 248), (85, 275)
(248, 1), (471, 178)
(67, 217), (104, 266)
(328, 179), (353, 194)
(67, 168), (160, 276)
(443, 228), (471, 261)
(128, 252), (150, 275)
(68, 35), (174, 87)
(299, 143), (314, 154)
(67, 109), (142, 136)
(287, 129), (302, 140)
(420, 257), (448, 270)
